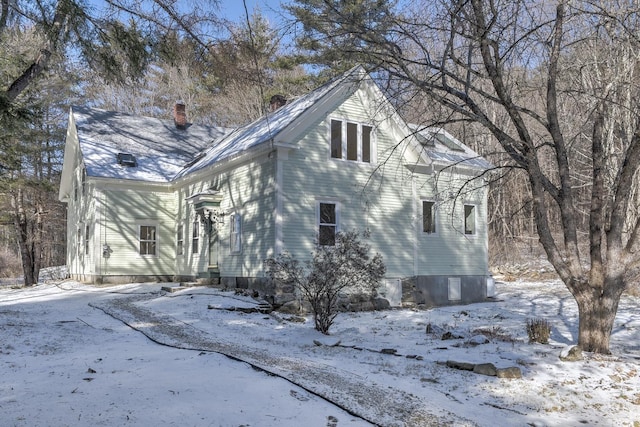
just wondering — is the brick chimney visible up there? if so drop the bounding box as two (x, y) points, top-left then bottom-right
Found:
(173, 101), (187, 129)
(269, 94), (287, 112)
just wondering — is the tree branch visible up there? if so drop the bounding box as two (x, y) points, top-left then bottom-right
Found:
(5, 0), (70, 102)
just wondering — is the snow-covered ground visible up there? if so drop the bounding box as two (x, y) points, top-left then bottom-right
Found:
(1, 279), (639, 426)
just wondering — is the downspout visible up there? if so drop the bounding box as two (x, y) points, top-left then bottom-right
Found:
(412, 176), (418, 276)
(275, 146), (284, 255)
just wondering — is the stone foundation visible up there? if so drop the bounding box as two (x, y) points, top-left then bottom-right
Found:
(72, 273), (488, 311)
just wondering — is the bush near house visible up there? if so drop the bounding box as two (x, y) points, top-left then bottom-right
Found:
(265, 230), (386, 334)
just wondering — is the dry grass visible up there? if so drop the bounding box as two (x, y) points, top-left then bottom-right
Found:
(526, 318), (552, 344)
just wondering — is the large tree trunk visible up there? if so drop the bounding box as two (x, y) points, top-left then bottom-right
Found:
(573, 280), (625, 354)
(11, 189), (39, 286)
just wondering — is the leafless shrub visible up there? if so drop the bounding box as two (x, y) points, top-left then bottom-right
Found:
(526, 318), (551, 344)
(265, 230), (386, 334)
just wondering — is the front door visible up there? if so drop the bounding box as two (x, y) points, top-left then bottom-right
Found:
(208, 225), (218, 268)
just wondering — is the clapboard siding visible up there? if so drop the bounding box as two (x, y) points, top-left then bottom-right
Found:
(67, 159), (99, 278)
(280, 87), (418, 276)
(97, 188), (176, 276)
(174, 153), (276, 278)
(279, 85), (489, 278)
(414, 172), (488, 276)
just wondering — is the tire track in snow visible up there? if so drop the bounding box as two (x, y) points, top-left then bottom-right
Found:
(90, 294), (474, 427)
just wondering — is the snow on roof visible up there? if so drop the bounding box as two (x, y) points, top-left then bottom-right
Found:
(409, 125), (493, 170)
(176, 66), (365, 178)
(73, 106), (231, 183)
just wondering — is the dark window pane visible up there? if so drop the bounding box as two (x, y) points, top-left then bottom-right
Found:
(319, 225), (336, 246)
(465, 205), (475, 234)
(331, 120), (342, 159)
(140, 241), (156, 255)
(320, 203), (336, 224)
(347, 122), (358, 160)
(192, 221), (199, 254)
(177, 224), (183, 255)
(362, 125), (372, 163)
(423, 201), (436, 233)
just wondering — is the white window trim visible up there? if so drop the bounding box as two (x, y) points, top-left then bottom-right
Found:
(328, 117), (376, 164)
(463, 204), (477, 236)
(230, 213), (242, 254)
(316, 200), (340, 246)
(176, 223), (184, 256)
(421, 199), (437, 235)
(138, 222), (159, 257)
(85, 224), (91, 256)
(191, 218), (200, 256)
(77, 225), (83, 257)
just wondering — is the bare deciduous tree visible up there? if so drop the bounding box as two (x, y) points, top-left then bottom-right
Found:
(288, 0), (640, 353)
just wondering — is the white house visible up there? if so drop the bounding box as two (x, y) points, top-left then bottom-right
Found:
(58, 66), (493, 307)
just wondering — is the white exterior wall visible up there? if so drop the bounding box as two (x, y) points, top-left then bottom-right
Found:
(413, 170), (489, 276)
(278, 86), (489, 279)
(66, 162), (97, 280)
(279, 87), (416, 276)
(174, 152), (277, 279)
(94, 187), (176, 277)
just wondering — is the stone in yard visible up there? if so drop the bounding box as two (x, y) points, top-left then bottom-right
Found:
(278, 300), (302, 315)
(373, 297), (391, 311)
(446, 360), (475, 371)
(473, 363), (498, 376)
(467, 335), (490, 346)
(496, 367), (522, 379)
(559, 345), (583, 361)
(441, 331), (464, 340)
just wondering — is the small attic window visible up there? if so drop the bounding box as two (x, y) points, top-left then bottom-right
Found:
(117, 153), (137, 167)
(435, 133), (465, 152)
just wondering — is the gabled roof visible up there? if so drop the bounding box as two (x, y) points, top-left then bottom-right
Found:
(176, 66), (366, 178)
(71, 106), (231, 183)
(64, 66), (489, 193)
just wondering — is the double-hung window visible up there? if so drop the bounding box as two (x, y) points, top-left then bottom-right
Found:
(318, 202), (337, 246)
(139, 225), (157, 256)
(176, 224), (184, 256)
(192, 220), (199, 254)
(230, 214), (242, 254)
(85, 224), (90, 255)
(330, 119), (373, 163)
(464, 205), (476, 235)
(422, 201), (436, 233)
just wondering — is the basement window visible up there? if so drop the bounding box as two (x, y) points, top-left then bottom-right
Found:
(117, 153), (137, 167)
(448, 277), (461, 301)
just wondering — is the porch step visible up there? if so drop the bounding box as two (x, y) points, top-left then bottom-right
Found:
(256, 302), (273, 314)
(161, 280), (218, 293)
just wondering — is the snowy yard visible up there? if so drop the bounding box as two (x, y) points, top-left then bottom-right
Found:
(1, 279), (639, 426)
